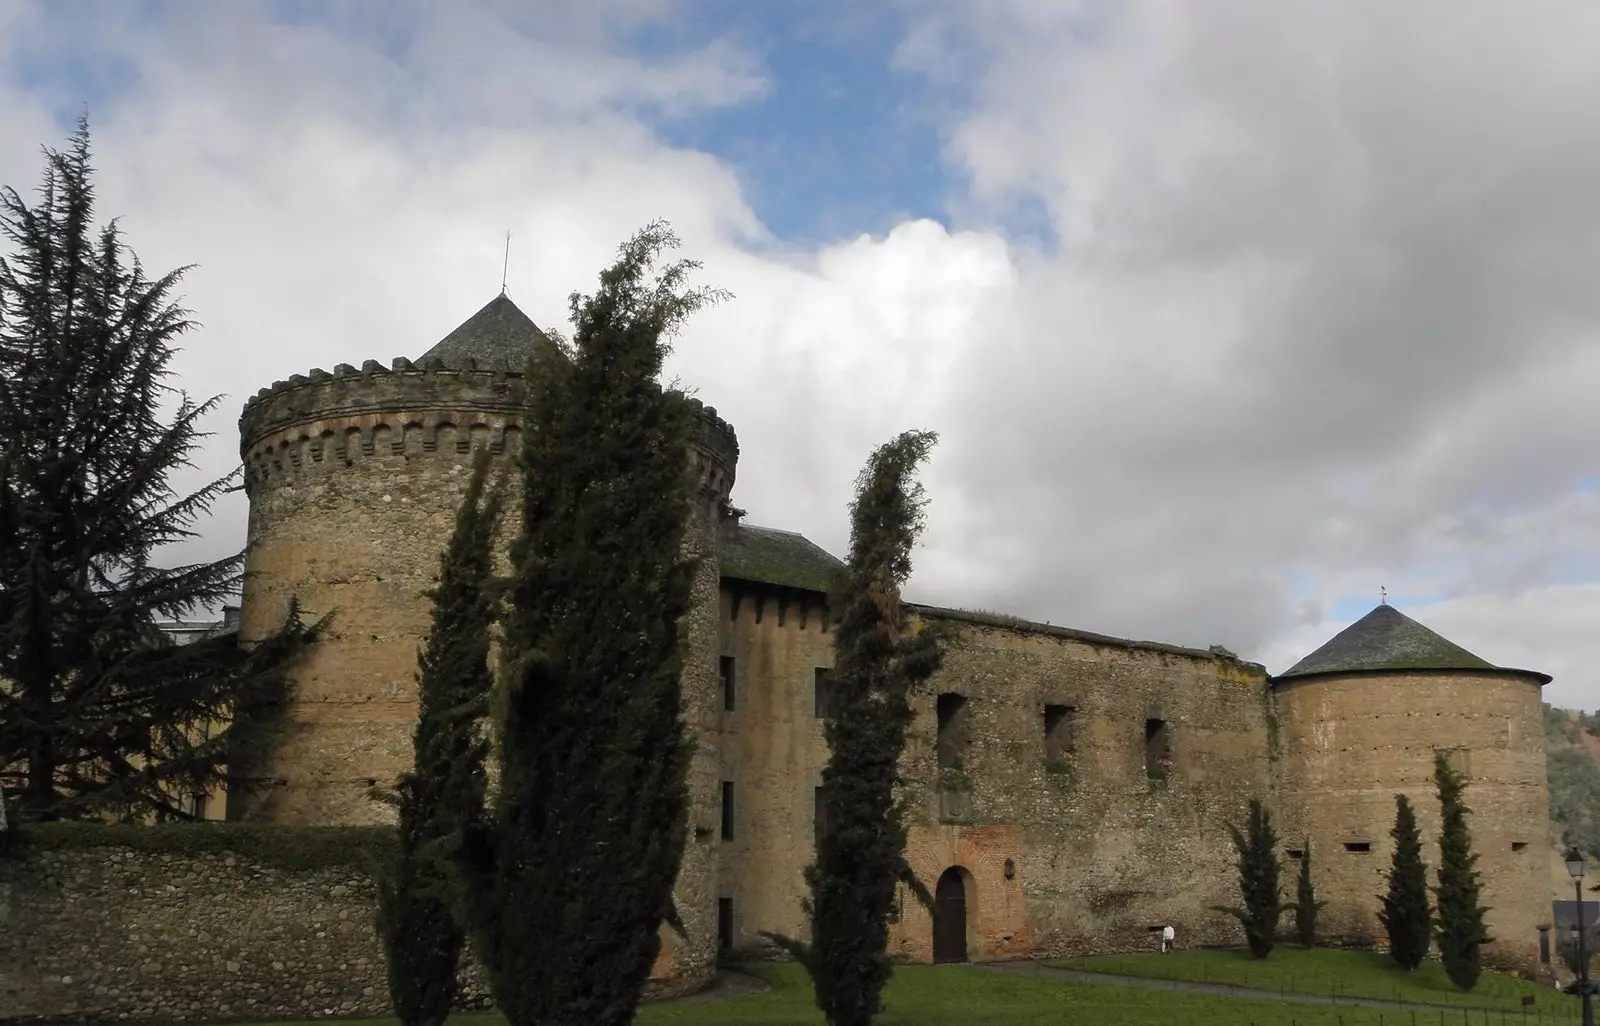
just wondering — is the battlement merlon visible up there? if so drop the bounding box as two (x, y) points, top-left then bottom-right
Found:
(240, 358), (740, 463)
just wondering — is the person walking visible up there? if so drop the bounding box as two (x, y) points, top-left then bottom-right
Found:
(1161, 924), (1175, 954)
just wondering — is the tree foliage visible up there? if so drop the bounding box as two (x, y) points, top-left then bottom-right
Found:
(1433, 752), (1490, 990)
(1378, 793), (1431, 971)
(1293, 840), (1324, 949)
(0, 116), (312, 823)
(1212, 798), (1282, 959)
(457, 221), (726, 1026)
(378, 452), (502, 1026)
(1545, 703), (1600, 859)
(776, 430), (947, 1026)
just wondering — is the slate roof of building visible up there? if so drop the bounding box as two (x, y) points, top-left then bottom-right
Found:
(720, 524), (844, 594)
(717, 524), (1263, 667)
(1275, 603), (1549, 683)
(418, 292), (556, 369)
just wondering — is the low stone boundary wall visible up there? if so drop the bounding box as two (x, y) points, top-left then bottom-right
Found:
(0, 823), (486, 1024)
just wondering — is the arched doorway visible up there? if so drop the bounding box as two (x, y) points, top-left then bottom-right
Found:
(933, 867), (968, 963)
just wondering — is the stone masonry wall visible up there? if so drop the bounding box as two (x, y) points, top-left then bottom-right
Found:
(1274, 669), (1550, 970)
(888, 611), (1275, 962)
(233, 359), (738, 994)
(716, 600), (1275, 963)
(0, 830), (494, 1024)
(715, 582), (836, 955)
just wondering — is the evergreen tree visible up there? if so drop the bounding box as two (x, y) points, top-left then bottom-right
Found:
(457, 222), (727, 1026)
(778, 430), (947, 1026)
(1378, 793), (1431, 971)
(377, 452), (502, 1026)
(1434, 752), (1491, 990)
(1212, 798), (1282, 959)
(0, 117), (312, 823)
(1293, 840), (1325, 949)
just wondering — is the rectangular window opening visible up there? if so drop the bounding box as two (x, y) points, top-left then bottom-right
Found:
(717, 897), (733, 952)
(937, 693), (972, 771)
(1512, 841), (1529, 852)
(1044, 704), (1076, 763)
(1286, 848), (1305, 860)
(720, 781), (735, 841)
(1144, 719), (1172, 778)
(720, 655), (736, 712)
(1344, 841), (1371, 853)
(814, 667), (832, 719)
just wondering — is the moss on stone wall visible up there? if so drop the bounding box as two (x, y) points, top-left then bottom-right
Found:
(7, 822), (396, 875)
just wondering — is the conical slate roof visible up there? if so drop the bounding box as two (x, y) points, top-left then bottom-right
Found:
(419, 292), (554, 369)
(1277, 603), (1513, 681)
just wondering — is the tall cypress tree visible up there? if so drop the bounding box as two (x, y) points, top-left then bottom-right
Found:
(1434, 752), (1491, 990)
(1293, 840), (1325, 949)
(1378, 793), (1431, 971)
(783, 430), (947, 1026)
(458, 222), (727, 1026)
(377, 452), (502, 1026)
(0, 117), (312, 823)
(1212, 798), (1282, 959)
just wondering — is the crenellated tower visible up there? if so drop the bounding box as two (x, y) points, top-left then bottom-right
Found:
(232, 293), (737, 994)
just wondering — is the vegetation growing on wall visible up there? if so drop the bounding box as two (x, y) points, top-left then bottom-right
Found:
(456, 222), (725, 1026)
(775, 429), (949, 1026)
(1433, 752), (1490, 991)
(378, 452), (502, 1026)
(1545, 703), (1600, 858)
(0, 118), (314, 823)
(1213, 798), (1283, 960)
(1378, 793), (1431, 971)
(1293, 841), (1324, 949)
(6, 821), (396, 873)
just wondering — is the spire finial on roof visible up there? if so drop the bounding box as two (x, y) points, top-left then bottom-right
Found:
(500, 229), (510, 297)
(1381, 585), (1387, 605)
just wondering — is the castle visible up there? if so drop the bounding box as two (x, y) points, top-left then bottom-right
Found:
(230, 293), (1554, 993)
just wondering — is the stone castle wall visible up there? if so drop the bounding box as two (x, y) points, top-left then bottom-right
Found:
(714, 601), (1277, 961)
(888, 612), (1275, 961)
(1273, 669), (1550, 969)
(233, 357), (738, 994)
(0, 833), (493, 1024)
(714, 583), (837, 955)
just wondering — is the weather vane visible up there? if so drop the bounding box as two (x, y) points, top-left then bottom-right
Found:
(1380, 585), (1387, 605)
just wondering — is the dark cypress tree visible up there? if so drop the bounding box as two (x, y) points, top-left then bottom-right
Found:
(1378, 793), (1431, 971)
(457, 222), (727, 1026)
(1434, 752), (1491, 990)
(0, 117), (312, 823)
(779, 430), (947, 1026)
(377, 452), (502, 1026)
(1293, 840), (1325, 949)
(1212, 798), (1282, 959)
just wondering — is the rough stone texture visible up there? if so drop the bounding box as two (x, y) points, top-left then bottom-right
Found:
(0, 845), (492, 1024)
(1273, 669), (1550, 970)
(233, 358), (738, 996)
(889, 614), (1274, 962)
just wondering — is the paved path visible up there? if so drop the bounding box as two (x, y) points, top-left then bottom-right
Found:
(658, 968), (771, 1004)
(967, 960), (1556, 1016)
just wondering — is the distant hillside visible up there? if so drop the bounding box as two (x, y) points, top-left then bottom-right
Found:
(1544, 703), (1600, 857)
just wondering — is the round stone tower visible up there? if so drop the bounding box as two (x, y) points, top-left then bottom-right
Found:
(232, 292), (737, 994)
(1272, 603), (1551, 969)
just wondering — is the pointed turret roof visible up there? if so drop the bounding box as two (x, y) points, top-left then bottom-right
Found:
(419, 292), (555, 369)
(1276, 603), (1549, 684)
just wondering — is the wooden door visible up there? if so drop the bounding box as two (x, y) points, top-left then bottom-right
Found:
(933, 867), (967, 963)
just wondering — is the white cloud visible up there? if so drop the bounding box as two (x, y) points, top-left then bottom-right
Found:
(4, 0), (1600, 709)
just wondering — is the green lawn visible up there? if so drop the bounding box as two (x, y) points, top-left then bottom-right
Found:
(1053, 947), (1561, 1013)
(182, 960), (1587, 1026)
